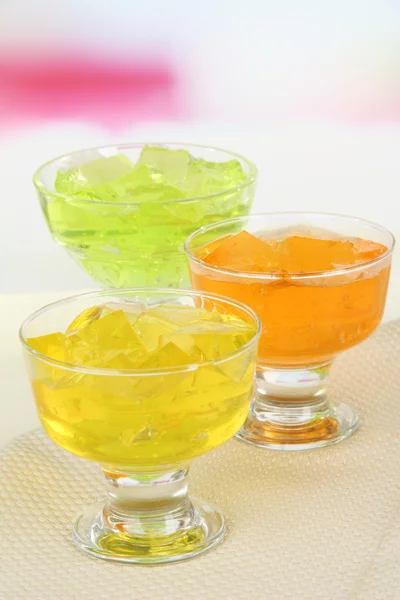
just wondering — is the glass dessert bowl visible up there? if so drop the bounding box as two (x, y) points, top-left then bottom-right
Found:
(185, 212), (395, 451)
(33, 143), (257, 289)
(20, 288), (260, 564)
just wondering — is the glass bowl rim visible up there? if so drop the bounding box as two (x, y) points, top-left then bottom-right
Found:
(32, 142), (257, 206)
(19, 287), (261, 377)
(184, 211), (396, 281)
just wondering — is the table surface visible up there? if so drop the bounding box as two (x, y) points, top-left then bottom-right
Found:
(1, 122), (399, 448)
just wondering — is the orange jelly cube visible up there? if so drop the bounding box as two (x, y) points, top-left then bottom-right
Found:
(202, 231), (280, 273)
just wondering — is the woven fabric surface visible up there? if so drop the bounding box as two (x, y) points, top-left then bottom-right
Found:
(1, 320), (399, 600)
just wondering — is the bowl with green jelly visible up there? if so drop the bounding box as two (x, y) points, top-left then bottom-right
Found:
(33, 143), (257, 288)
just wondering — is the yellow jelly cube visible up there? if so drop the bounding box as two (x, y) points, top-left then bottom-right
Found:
(147, 305), (218, 327)
(66, 309), (146, 366)
(161, 320), (255, 361)
(66, 305), (105, 335)
(133, 310), (181, 351)
(134, 342), (194, 370)
(27, 332), (67, 362)
(99, 353), (138, 370)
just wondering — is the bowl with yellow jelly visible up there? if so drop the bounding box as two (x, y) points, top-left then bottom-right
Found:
(20, 288), (260, 564)
(33, 143), (257, 288)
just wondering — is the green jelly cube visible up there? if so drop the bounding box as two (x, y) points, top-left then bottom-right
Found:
(137, 145), (192, 185)
(121, 183), (185, 203)
(55, 154), (135, 195)
(103, 164), (179, 201)
(183, 158), (246, 195)
(162, 199), (206, 224)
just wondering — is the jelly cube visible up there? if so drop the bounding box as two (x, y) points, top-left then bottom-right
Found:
(66, 309), (146, 366)
(100, 353), (138, 370)
(133, 310), (181, 351)
(137, 145), (192, 185)
(279, 236), (356, 272)
(66, 305), (105, 335)
(203, 230), (278, 273)
(147, 305), (219, 327)
(352, 238), (388, 263)
(183, 158), (246, 195)
(26, 332), (67, 361)
(161, 320), (255, 361)
(163, 200), (206, 224)
(123, 183), (185, 203)
(134, 342), (194, 369)
(55, 154), (135, 196)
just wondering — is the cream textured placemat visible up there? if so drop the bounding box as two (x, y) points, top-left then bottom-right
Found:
(1, 321), (400, 600)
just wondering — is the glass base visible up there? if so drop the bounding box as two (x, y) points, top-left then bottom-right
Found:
(237, 400), (360, 450)
(237, 364), (360, 451)
(73, 496), (225, 565)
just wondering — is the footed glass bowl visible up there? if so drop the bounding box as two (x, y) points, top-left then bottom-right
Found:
(33, 143), (257, 289)
(186, 212), (395, 451)
(20, 288), (260, 564)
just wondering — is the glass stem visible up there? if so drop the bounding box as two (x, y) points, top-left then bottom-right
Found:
(253, 362), (333, 427)
(239, 361), (360, 449)
(73, 461), (225, 562)
(101, 464), (193, 538)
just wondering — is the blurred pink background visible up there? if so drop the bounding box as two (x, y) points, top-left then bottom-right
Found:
(0, 56), (181, 128)
(1, 0), (399, 129)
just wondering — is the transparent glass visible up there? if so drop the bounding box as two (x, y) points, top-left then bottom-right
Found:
(185, 212), (395, 450)
(20, 288), (260, 563)
(33, 143), (257, 289)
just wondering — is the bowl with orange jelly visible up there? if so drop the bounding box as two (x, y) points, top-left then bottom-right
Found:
(185, 213), (394, 450)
